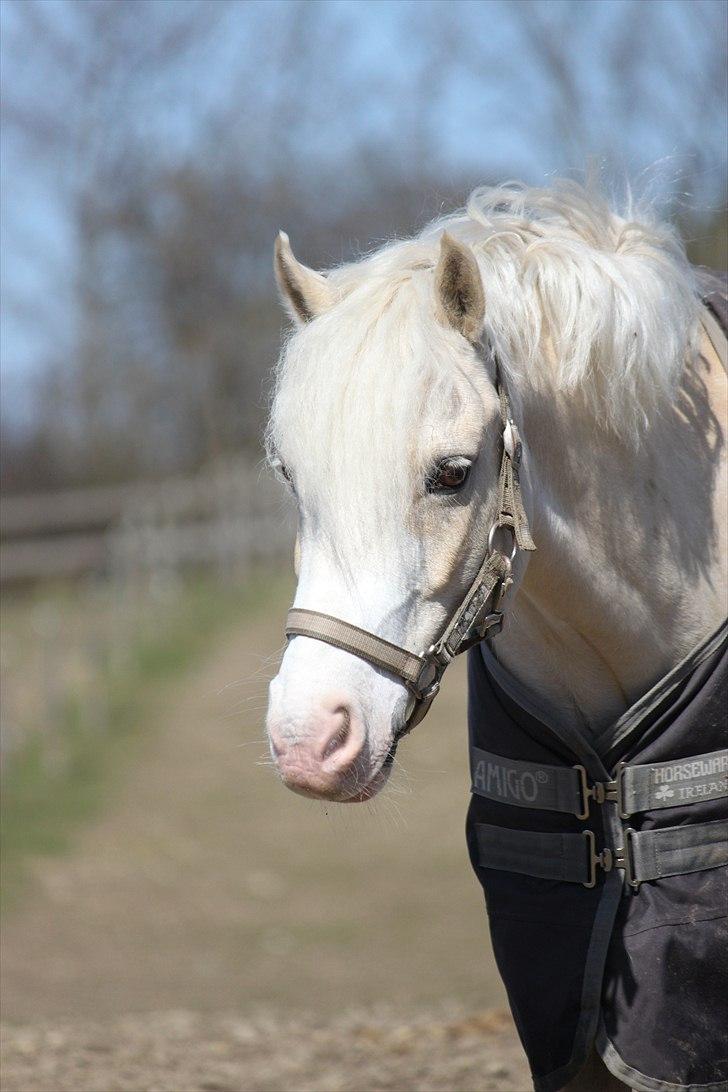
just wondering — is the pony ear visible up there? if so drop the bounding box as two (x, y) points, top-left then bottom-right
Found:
(434, 232), (485, 343)
(274, 231), (333, 324)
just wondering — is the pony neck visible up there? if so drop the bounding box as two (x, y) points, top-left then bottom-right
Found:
(494, 330), (727, 735)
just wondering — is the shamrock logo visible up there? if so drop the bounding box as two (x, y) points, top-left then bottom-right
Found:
(655, 784), (674, 801)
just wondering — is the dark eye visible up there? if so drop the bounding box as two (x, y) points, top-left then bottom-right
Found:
(272, 458), (293, 487)
(426, 458), (471, 493)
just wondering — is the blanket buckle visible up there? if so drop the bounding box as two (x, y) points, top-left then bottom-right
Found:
(574, 762), (629, 819)
(602, 762), (630, 819)
(582, 829), (639, 890)
(582, 830), (613, 888)
(614, 828), (640, 890)
(574, 765), (609, 819)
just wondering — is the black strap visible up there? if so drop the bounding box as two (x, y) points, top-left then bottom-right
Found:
(474, 823), (591, 883)
(470, 746), (583, 814)
(474, 819), (728, 886)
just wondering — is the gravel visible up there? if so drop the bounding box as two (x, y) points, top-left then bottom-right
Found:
(1, 1007), (532, 1092)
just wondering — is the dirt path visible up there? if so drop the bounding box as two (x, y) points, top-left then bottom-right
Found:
(1, 1008), (530, 1092)
(1, 581), (529, 1090)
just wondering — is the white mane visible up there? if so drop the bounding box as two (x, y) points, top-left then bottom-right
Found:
(268, 180), (702, 497)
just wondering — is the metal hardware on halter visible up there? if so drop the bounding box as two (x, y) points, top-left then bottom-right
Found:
(412, 652), (443, 701)
(487, 520), (518, 562)
(502, 419), (522, 465)
(480, 611), (505, 638)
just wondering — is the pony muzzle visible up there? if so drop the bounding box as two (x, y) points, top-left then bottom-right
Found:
(267, 691), (369, 800)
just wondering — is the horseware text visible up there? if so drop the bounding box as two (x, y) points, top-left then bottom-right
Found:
(651, 754), (728, 802)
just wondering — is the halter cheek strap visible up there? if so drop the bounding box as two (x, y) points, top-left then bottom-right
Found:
(284, 364), (536, 734)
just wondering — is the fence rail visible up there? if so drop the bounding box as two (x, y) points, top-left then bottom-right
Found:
(1, 459), (295, 585)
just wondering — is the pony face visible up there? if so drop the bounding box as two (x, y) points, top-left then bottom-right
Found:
(265, 234), (508, 802)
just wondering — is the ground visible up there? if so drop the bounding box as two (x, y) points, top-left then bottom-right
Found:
(1, 1009), (530, 1092)
(1, 575), (530, 1091)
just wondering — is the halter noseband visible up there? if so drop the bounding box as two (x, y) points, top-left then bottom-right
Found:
(284, 364), (536, 735)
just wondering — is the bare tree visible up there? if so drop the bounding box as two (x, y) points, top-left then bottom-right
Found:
(2, 0), (725, 494)
(2, 0), (230, 480)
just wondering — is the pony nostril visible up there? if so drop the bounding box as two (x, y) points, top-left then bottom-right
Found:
(268, 725), (288, 757)
(321, 706), (351, 761)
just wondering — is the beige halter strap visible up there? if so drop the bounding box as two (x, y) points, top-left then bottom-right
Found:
(285, 363), (536, 735)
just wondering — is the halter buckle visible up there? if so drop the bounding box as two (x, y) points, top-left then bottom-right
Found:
(492, 574), (513, 613)
(478, 611), (504, 638)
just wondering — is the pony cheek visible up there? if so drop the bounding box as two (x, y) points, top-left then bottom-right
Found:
(416, 518), (481, 602)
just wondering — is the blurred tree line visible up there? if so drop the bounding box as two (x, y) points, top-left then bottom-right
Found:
(1, 0), (725, 495)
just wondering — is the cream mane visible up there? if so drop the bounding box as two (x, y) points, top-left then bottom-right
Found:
(269, 180), (701, 462)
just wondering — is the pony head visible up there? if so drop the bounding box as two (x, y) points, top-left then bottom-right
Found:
(265, 229), (514, 801)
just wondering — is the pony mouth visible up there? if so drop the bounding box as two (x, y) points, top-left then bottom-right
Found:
(382, 739), (398, 770)
(340, 740), (397, 804)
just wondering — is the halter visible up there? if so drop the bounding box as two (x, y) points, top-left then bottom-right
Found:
(285, 362), (536, 735)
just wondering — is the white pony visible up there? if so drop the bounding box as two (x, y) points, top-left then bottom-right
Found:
(264, 181), (727, 1092)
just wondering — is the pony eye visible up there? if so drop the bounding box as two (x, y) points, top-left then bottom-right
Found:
(272, 458), (293, 486)
(426, 458), (471, 493)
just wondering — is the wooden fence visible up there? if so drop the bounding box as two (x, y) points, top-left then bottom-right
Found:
(0, 459), (296, 586)
(0, 460), (295, 765)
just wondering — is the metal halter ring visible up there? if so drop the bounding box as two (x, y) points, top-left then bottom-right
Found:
(487, 521), (518, 563)
(412, 655), (441, 701)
